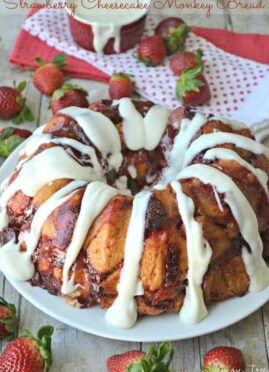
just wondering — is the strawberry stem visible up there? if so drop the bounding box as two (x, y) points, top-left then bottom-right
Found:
(176, 65), (204, 100)
(51, 54), (67, 69)
(35, 57), (46, 67)
(0, 297), (18, 340)
(12, 104), (34, 124)
(13, 80), (27, 93)
(52, 83), (88, 101)
(127, 341), (174, 371)
(111, 72), (132, 80)
(35, 54), (67, 69)
(21, 325), (54, 372)
(195, 49), (204, 66)
(165, 23), (192, 55)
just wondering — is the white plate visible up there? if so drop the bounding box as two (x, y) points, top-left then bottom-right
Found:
(1, 145), (269, 342)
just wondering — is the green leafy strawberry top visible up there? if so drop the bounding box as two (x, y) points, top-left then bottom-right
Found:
(0, 296), (18, 341)
(126, 341), (174, 371)
(176, 64), (205, 100)
(111, 72), (132, 81)
(194, 49), (204, 67)
(52, 83), (88, 101)
(35, 54), (67, 69)
(11, 81), (34, 124)
(0, 127), (31, 158)
(202, 367), (230, 372)
(165, 23), (192, 55)
(22, 325), (54, 372)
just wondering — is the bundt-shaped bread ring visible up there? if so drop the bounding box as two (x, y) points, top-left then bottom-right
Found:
(0, 98), (268, 328)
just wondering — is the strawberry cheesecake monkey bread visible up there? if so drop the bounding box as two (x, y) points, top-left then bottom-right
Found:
(0, 98), (268, 329)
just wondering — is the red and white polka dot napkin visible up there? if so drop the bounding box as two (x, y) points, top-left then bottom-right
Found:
(23, 9), (269, 132)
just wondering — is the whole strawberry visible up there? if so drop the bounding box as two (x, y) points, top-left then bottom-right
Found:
(109, 73), (133, 100)
(0, 127), (32, 158)
(0, 81), (34, 123)
(170, 49), (203, 76)
(107, 341), (174, 372)
(155, 17), (192, 55)
(136, 35), (167, 67)
(51, 83), (88, 115)
(0, 325), (54, 372)
(203, 346), (246, 371)
(33, 54), (67, 96)
(0, 297), (18, 341)
(176, 66), (211, 106)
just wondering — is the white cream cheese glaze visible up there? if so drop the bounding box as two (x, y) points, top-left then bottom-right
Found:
(19, 134), (103, 179)
(171, 181), (212, 323)
(212, 186), (224, 212)
(162, 112), (207, 184)
(203, 148), (269, 199)
(106, 191), (151, 329)
(0, 240), (31, 281)
(0, 180), (86, 281)
(127, 165), (137, 179)
(62, 181), (119, 294)
(73, 0), (150, 54)
(143, 105), (171, 151)
(118, 98), (170, 151)
(60, 106), (123, 172)
(178, 164), (269, 293)
(0, 147), (95, 229)
(182, 132), (269, 168)
(92, 23), (121, 54)
(209, 116), (246, 130)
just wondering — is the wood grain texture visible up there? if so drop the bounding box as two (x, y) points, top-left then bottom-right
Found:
(0, 5), (268, 372)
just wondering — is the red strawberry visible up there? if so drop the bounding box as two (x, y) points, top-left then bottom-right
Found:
(0, 297), (18, 341)
(155, 17), (192, 55)
(0, 127), (32, 158)
(107, 350), (145, 372)
(0, 325), (54, 372)
(109, 73), (133, 100)
(0, 81), (34, 123)
(170, 49), (203, 76)
(176, 66), (211, 106)
(137, 35), (167, 66)
(203, 346), (246, 371)
(107, 341), (174, 372)
(50, 83), (89, 115)
(33, 54), (67, 96)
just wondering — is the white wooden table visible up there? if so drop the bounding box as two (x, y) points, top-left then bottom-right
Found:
(0, 4), (268, 371)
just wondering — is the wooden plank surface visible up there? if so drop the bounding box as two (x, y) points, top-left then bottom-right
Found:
(0, 4), (268, 371)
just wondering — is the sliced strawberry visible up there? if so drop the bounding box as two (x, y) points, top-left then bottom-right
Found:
(0, 297), (18, 341)
(155, 17), (192, 55)
(170, 49), (203, 76)
(0, 325), (54, 372)
(107, 341), (174, 372)
(176, 65), (211, 106)
(136, 35), (167, 67)
(203, 346), (246, 371)
(33, 54), (67, 96)
(0, 81), (34, 124)
(0, 127), (32, 158)
(50, 83), (88, 115)
(109, 73), (133, 100)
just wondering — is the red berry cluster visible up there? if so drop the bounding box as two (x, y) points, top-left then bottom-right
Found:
(108, 17), (211, 106)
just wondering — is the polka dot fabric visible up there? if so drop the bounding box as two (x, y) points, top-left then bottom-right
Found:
(23, 9), (269, 128)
